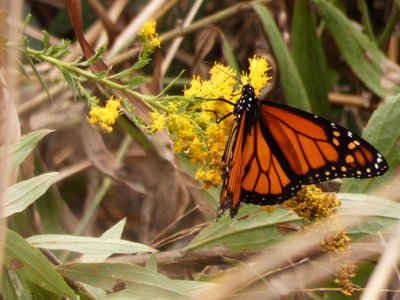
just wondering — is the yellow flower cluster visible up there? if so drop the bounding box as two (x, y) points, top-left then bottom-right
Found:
(88, 96), (123, 133)
(139, 20), (161, 48)
(287, 185), (355, 296)
(242, 55), (271, 96)
(335, 263), (357, 296)
(321, 227), (352, 253)
(148, 111), (166, 132)
(286, 185), (341, 222)
(176, 56), (271, 187)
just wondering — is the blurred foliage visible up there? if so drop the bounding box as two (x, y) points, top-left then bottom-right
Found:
(1, 0), (400, 299)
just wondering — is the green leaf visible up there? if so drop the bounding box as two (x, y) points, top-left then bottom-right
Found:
(131, 58), (150, 71)
(2, 172), (58, 217)
(4, 229), (77, 299)
(157, 70), (185, 97)
(313, 0), (393, 97)
(42, 31), (50, 52)
(26, 56), (52, 101)
(145, 253), (158, 272)
(185, 206), (298, 252)
(185, 193), (400, 252)
(377, 5), (400, 46)
(357, 0), (375, 40)
(339, 193), (400, 238)
(1, 268), (33, 300)
(291, 0), (330, 117)
(26, 234), (156, 255)
(85, 44), (106, 66)
(127, 76), (145, 89)
(221, 34), (240, 73)
(81, 218), (127, 263)
(46, 39), (70, 58)
(252, 3), (311, 111)
(58, 263), (213, 299)
(1, 129), (52, 169)
(341, 93), (400, 193)
(61, 69), (78, 97)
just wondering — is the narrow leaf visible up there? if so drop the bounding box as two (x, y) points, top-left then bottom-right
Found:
(339, 193), (400, 237)
(291, 0), (330, 117)
(145, 253), (158, 272)
(4, 229), (77, 299)
(127, 76), (145, 90)
(313, 0), (393, 96)
(253, 3), (311, 111)
(2, 172), (58, 217)
(1, 268), (32, 300)
(185, 193), (400, 252)
(26, 56), (52, 101)
(81, 218), (127, 263)
(131, 58), (150, 71)
(185, 206), (298, 252)
(42, 30), (50, 52)
(27, 234), (156, 255)
(1, 129), (52, 169)
(221, 34), (240, 73)
(58, 263), (213, 299)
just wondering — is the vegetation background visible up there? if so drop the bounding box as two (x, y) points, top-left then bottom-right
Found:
(0, 0), (400, 299)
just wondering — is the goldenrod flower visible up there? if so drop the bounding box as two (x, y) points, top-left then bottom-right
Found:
(321, 228), (352, 254)
(150, 37), (161, 49)
(139, 20), (161, 49)
(149, 111), (166, 132)
(139, 20), (157, 38)
(179, 56), (272, 187)
(335, 263), (357, 296)
(287, 185), (356, 294)
(195, 167), (223, 188)
(286, 185), (341, 223)
(88, 96), (122, 133)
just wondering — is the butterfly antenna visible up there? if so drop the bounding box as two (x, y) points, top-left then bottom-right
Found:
(194, 96), (235, 106)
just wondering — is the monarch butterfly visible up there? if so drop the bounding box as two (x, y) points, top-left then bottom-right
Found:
(217, 84), (388, 219)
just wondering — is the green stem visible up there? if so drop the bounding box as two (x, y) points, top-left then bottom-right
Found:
(356, 0), (375, 41)
(26, 47), (151, 101)
(377, 2), (400, 46)
(26, 47), (172, 113)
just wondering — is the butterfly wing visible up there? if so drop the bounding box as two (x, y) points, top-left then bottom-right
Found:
(218, 110), (294, 219)
(218, 116), (244, 219)
(218, 99), (388, 219)
(240, 101), (388, 206)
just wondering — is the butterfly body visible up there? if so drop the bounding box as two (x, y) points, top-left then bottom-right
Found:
(217, 84), (388, 220)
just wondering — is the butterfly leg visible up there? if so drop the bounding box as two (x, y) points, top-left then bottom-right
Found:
(205, 110), (234, 124)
